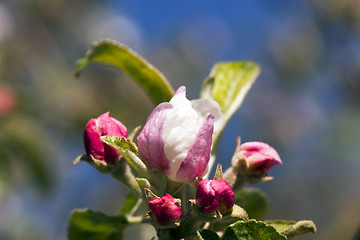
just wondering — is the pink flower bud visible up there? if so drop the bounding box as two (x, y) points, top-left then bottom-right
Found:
(196, 179), (235, 215)
(239, 141), (282, 173)
(137, 86), (222, 182)
(148, 193), (182, 226)
(84, 112), (127, 163)
(0, 87), (17, 116)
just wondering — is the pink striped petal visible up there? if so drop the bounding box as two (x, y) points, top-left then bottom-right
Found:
(137, 102), (173, 171)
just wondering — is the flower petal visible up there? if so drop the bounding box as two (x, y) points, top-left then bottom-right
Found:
(137, 102), (173, 171)
(175, 114), (215, 182)
(162, 88), (204, 179)
(83, 112), (127, 163)
(97, 112), (127, 163)
(240, 141), (282, 171)
(148, 193), (182, 225)
(84, 118), (104, 160)
(191, 98), (223, 132)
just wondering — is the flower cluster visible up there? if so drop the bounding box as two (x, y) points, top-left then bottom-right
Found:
(71, 40), (317, 240)
(80, 86), (283, 234)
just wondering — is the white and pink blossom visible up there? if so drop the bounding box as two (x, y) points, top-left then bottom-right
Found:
(137, 86), (222, 182)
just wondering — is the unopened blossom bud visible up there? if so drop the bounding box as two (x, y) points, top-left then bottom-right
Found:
(148, 193), (182, 226)
(239, 141), (282, 173)
(137, 86), (222, 182)
(84, 112), (127, 164)
(196, 179), (235, 215)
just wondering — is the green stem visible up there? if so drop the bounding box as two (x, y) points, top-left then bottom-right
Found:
(111, 159), (142, 196)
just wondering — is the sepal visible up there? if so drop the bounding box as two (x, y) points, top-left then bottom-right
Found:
(73, 154), (114, 173)
(127, 125), (142, 141)
(229, 204), (248, 221)
(143, 187), (159, 201)
(214, 164), (223, 180)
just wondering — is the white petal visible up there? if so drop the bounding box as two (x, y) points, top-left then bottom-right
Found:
(162, 88), (203, 179)
(191, 98), (223, 133)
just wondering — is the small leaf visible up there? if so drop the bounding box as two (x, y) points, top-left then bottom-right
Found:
(235, 188), (269, 220)
(279, 220), (316, 239)
(200, 229), (220, 240)
(68, 209), (129, 240)
(100, 136), (146, 175)
(222, 220), (286, 240)
(266, 220), (296, 232)
(101, 136), (160, 189)
(74, 39), (174, 105)
(118, 191), (142, 215)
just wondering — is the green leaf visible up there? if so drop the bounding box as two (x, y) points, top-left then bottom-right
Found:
(68, 209), (130, 240)
(118, 191), (142, 215)
(200, 62), (260, 176)
(235, 188), (269, 220)
(200, 229), (220, 240)
(100, 136), (146, 175)
(230, 205), (249, 221)
(201, 61), (260, 142)
(222, 220), (286, 240)
(75, 39), (174, 105)
(274, 220), (317, 239)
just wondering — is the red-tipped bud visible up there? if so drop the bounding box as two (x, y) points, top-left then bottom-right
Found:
(84, 112), (127, 164)
(148, 193), (182, 226)
(239, 141), (282, 173)
(196, 179), (234, 215)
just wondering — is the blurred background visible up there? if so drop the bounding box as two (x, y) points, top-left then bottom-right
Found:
(0, 0), (360, 239)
